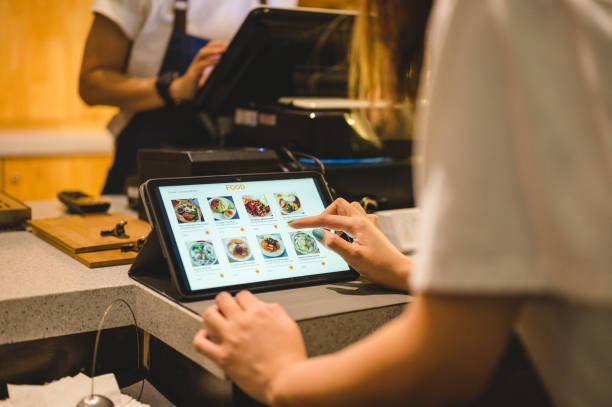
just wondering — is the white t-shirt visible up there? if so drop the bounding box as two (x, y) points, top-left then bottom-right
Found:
(412, 1), (612, 406)
(91, 0), (298, 134)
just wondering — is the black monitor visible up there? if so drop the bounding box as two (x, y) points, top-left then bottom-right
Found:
(195, 7), (355, 117)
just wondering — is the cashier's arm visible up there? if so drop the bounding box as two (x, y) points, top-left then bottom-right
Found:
(79, 13), (226, 111)
(194, 291), (521, 407)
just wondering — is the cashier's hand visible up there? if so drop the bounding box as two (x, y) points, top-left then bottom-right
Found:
(169, 40), (228, 101)
(193, 291), (307, 404)
(289, 198), (412, 292)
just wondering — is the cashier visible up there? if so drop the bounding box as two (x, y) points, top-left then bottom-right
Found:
(193, 0), (612, 406)
(79, 0), (297, 194)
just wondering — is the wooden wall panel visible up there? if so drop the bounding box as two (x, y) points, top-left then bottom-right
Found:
(0, 0), (115, 129)
(3, 155), (113, 200)
(0, 0), (356, 130)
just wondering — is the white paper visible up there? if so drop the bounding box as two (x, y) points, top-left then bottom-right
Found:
(5, 373), (149, 407)
(377, 208), (420, 253)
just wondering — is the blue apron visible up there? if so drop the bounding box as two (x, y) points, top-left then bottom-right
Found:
(102, 26), (210, 194)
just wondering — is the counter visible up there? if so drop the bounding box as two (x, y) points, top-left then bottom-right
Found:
(0, 129), (113, 157)
(0, 197), (411, 381)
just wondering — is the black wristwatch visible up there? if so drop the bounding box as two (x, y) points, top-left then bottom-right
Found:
(155, 71), (179, 106)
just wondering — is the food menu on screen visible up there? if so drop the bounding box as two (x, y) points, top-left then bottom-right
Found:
(159, 178), (350, 291)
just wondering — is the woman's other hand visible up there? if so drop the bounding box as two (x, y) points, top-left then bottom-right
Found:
(169, 40), (228, 101)
(289, 198), (412, 292)
(193, 291), (307, 404)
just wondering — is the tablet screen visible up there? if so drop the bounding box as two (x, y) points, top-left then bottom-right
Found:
(156, 176), (352, 293)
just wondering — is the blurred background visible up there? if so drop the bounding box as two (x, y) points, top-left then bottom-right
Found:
(0, 0), (356, 201)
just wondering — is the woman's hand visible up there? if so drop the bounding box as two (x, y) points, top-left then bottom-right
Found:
(170, 40), (228, 101)
(289, 198), (412, 292)
(80, 14), (228, 111)
(193, 291), (307, 404)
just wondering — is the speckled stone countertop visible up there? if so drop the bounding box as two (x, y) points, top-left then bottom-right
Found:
(0, 197), (411, 379)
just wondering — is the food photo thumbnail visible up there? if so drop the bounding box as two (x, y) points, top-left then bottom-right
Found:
(290, 231), (320, 256)
(242, 195), (272, 218)
(224, 237), (253, 263)
(257, 234), (287, 258)
(276, 193), (303, 216)
(187, 240), (219, 267)
(172, 199), (204, 223)
(209, 196), (239, 220)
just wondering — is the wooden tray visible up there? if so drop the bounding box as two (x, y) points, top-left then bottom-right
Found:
(28, 213), (151, 268)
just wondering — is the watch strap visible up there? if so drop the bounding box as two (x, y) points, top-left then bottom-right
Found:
(155, 71), (179, 106)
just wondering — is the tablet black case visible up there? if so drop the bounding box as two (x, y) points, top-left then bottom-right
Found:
(128, 229), (184, 301)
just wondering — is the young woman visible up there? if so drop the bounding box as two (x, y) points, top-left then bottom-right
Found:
(193, 1), (612, 406)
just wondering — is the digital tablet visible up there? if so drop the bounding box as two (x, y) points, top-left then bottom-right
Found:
(141, 172), (358, 300)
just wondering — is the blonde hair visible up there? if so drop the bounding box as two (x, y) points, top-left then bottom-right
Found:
(349, 0), (432, 133)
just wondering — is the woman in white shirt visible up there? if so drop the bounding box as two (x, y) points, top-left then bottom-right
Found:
(79, 0), (297, 193)
(193, 1), (612, 406)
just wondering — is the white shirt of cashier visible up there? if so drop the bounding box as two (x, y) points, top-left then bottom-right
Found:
(92, 0), (298, 135)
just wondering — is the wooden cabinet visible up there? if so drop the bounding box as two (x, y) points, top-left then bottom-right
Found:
(1, 155), (113, 200)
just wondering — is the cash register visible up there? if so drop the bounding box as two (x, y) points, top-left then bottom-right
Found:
(138, 7), (414, 212)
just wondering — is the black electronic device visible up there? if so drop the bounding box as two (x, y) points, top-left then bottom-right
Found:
(0, 190), (31, 230)
(194, 7), (412, 159)
(132, 172), (358, 301)
(228, 103), (408, 159)
(196, 7), (355, 117)
(57, 191), (111, 214)
(137, 147), (282, 183)
(137, 146), (414, 213)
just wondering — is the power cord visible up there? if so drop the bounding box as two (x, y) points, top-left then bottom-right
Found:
(277, 147), (326, 177)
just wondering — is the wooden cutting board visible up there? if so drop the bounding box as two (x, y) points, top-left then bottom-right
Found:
(28, 213), (151, 268)
(76, 249), (142, 268)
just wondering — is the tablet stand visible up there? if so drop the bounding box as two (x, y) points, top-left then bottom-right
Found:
(128, 229), (182, 301)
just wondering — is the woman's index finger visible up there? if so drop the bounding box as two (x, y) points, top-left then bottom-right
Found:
(289, 214), (356, 233)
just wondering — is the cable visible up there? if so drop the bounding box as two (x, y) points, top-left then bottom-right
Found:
(277, 147), (305, 172)
(277, 147), (326, 177)
(90, 299), (144, 404)
(292, 151), (326, 177)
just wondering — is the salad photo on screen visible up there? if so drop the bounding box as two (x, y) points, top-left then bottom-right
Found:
(290, 231), (320, 256)
(208, 196), (239, 221)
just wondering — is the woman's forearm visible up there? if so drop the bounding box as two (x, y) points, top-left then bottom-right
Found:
(79, 12), (168, 112)
(268, 294), (518, 407)
(269, 311), (421, 407)
(193, 291), (519, 407)
(79, 69), (164, 111)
